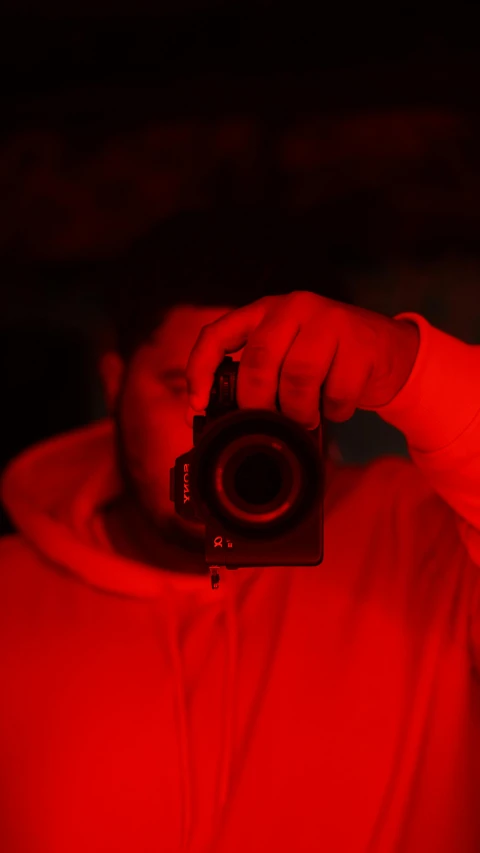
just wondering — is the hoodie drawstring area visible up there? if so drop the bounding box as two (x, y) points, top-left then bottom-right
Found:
(156, 571), (238, 852)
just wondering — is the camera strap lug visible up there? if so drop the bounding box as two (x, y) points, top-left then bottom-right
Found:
(209, 566), (222, 590)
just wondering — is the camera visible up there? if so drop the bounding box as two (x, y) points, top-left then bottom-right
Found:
(170, 356), (324, 590)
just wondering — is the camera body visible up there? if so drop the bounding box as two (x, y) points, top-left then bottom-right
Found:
(170, 356), (324, 588)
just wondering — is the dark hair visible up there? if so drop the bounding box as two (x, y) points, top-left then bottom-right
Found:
(97, 207), (354, 363)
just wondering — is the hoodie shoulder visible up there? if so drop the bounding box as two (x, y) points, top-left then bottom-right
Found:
(0, 533), (52, 584)
(0, 533), (35, 556)
(0, 533), (29, 560)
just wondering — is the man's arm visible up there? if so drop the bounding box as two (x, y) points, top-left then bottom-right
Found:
(365, 312), (480, 562)
(362, 311), (480, 666)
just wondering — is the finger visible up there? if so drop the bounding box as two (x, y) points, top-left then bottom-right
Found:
(322, 334), (373, 422)
(185, 297), (273, 410)
(278, 324), (337, 427)
(236, 311), (301, 411)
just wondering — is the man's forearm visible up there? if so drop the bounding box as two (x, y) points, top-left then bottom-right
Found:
(364, 312), (480, 454)
(362, 311), (480, 562)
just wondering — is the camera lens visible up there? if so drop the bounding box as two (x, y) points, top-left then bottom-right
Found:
(233, 451), (283, 505)
(199, 430), (303, 533)
(193, 413), (321, 537)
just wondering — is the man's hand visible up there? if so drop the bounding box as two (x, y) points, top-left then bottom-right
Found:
(185, 291), (420, 429)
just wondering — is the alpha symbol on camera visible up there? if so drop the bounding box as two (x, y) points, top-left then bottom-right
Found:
(213, 536), (234, 549)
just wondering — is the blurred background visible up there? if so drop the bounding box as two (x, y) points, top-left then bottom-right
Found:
(1, 1), (480, 535)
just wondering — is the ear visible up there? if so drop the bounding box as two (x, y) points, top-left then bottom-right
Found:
(98, 351), (125, 416)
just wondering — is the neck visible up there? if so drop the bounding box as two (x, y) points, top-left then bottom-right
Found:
(103, 494), (208, 574)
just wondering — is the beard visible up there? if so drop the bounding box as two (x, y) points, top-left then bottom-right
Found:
(109, 404), (206, 567)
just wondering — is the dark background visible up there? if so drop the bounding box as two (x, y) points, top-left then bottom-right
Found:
(2, 1), (480, 535)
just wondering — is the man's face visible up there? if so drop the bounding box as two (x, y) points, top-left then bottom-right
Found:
(101, 304), (238, 548)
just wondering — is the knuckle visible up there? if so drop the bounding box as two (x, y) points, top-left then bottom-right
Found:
(242, 344), (273, 371)
(259, 294), (277, 308)
(288, 289), (317, 307)
(247, 370), (273, 390)
(197, 324), (213, 340)
(281, 364), (318, 389)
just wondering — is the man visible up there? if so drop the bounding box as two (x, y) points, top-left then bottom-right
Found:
(1, 209), (479, 853)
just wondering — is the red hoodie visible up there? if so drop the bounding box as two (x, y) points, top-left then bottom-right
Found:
(1, 311), (480, 853)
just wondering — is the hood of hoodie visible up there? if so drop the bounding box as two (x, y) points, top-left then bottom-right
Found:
(0, 418), (337, 851)
(0, 419), (241, 850)
(1, 418), (223, 598)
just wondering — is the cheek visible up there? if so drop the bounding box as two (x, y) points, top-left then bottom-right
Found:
(120, 392), (194, 479)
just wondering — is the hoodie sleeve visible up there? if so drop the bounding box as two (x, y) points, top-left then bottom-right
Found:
(363, 310), (480, 669)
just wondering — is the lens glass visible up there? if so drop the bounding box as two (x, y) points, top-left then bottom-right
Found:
(233, 451), (283, 505)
